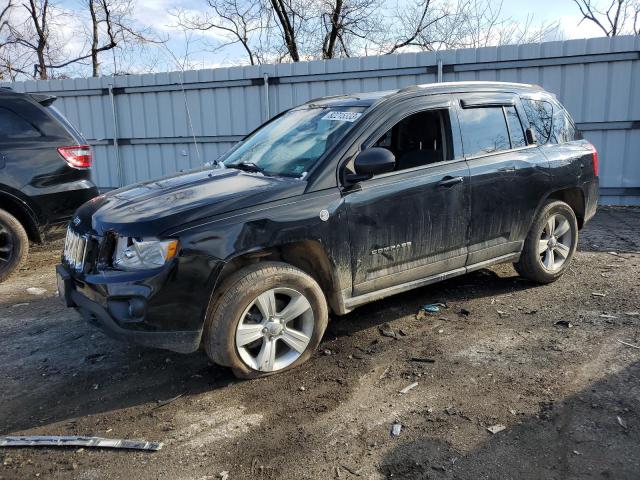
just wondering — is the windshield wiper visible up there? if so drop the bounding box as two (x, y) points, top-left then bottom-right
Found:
(227, 161), (264, 173)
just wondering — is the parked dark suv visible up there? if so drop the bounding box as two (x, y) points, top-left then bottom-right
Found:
(57, 81), (598, 378)
(0, 88), (99, 282)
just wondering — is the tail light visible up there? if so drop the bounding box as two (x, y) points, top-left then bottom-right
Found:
(58, 145), (92, 169)
(587, 143), (598, 176)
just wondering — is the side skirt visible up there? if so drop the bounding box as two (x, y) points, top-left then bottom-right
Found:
(341, 252), (521, 313)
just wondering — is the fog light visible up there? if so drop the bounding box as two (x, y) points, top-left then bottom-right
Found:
(128, 298), (146, 318)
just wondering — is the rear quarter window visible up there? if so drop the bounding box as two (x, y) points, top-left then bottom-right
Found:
(0, 107), (41, 139)
(550, 107), (581, 143)
(521, 99), (553, 144)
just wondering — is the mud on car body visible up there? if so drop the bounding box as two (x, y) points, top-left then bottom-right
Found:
(57, 81), (599, 378)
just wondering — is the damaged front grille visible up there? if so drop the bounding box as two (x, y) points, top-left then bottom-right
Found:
(62, 227), (89, 272)
(63, 228), (116, 274)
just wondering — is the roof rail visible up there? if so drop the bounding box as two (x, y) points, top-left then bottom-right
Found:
(305, 93), (352, 105)
(397, 85), (423, 94)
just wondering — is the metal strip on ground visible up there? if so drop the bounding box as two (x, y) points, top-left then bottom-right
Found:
(0, 436), (163, 451)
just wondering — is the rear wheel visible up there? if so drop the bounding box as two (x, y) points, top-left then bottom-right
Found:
(0, 209), (29, 283)
(514, 200), (578, 284)
(203, 261), (328, 379)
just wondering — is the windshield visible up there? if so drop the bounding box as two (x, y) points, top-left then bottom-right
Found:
(222, 106), (366, 177)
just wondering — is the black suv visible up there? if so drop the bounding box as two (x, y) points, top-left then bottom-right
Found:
(57, 81), (598, 378)
(0, 88), (99, 281)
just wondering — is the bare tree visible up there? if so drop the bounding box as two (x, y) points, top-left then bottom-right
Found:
(421, 0), (559, 49)
(174, 0), (312, 63)
(0, 1), (13, 56)
(3, 0), (85, 79)
(268, 0), (306, 61)
(83, 0), (162, 76)
(0, 1), (11, 38)
(0, 0), (13, 80)
(173, 0), (269, 65)
(458, 0), (504, 48)
(19, 0), (52, 79)
(1, 2), (38, 81)
(320, 0), (344, 58)
(0, 0), (163, 80)
(495, 14), (561, 45)
(382, 0), (451, 54)
(318, 0), (380, 58)
(0, 0), (576, 79)
(573, 0), (640, 36)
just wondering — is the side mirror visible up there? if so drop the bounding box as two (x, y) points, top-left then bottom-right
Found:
(346, 148), (396, 183)
(525, 127), (537, 145)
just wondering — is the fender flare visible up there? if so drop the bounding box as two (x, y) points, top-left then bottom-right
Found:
(528, 186), (586, 234)
(0, 188), (43, 243)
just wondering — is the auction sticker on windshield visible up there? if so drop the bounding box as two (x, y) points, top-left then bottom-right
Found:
(321, 111), (362, 122)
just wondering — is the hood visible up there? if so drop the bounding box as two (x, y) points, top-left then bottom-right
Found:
(74, 167), (306, 237)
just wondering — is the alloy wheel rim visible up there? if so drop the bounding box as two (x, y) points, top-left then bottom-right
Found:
(0, 221), (14, 266)
(538, 213), (572, 272)
(235, 287), (314, 372)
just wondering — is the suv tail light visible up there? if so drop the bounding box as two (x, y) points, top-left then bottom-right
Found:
(587, 143), (599, 176)
(58, 145), (92, 169)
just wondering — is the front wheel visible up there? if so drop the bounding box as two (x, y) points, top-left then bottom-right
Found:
(514, 200), (578, 284)
(203, 261), (328, 379)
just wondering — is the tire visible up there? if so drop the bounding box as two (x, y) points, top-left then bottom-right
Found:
(203, 261), (329, 379)
(0, 209), (29, 283)
(514, 200), (578, 284)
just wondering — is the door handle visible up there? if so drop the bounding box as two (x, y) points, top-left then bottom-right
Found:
(498, 167), (516, 173)
(437, 176), (464, 188)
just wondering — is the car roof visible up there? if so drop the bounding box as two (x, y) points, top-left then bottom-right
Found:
(0, 87), (27, 98)
(303, 81), (546, 108)
(0, 86), (58, 106)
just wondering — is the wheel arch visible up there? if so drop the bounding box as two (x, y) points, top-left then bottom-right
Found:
(0, 189), (42, 243)
(546, 187), (586, 229)
(530, 187), (585, 233)
(216, 240), (344, 315)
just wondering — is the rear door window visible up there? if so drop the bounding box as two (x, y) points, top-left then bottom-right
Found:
(521, 99), (553, 144)
(0, 107), (41, 139)
(458, 106), (510, 157)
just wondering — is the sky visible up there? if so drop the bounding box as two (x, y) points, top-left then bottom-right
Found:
(49, 0), (606, 75)
(500, 0), (603, 38)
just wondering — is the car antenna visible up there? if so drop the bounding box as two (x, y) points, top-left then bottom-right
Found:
(161, 42), (202, 166)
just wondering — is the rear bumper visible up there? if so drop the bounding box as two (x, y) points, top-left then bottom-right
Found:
(583, 178), (599, 225)
(32, 181), (99, 227)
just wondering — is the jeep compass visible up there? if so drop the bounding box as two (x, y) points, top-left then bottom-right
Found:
(57, 81), (599, 378)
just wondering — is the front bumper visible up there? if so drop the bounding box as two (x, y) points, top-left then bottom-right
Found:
(56, 257), (223, 353)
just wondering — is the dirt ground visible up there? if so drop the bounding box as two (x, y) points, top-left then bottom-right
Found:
(0, 207), (639, 480)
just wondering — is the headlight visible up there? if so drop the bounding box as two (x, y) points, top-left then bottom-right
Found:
(113, 237), (179, 271)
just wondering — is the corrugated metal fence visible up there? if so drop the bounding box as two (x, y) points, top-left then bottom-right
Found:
(4, 35), (640, 204)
